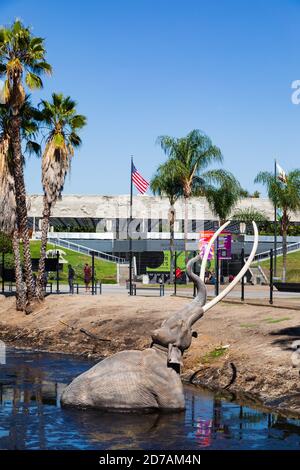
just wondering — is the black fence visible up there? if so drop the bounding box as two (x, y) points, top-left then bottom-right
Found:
(0, 250), (101, 296)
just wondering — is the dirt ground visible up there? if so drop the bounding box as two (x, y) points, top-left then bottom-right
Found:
(1, 293), (300, 416)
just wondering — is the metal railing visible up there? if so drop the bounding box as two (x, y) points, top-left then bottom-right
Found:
(251, 241), (300, 264)
(48, 236), (127, 264)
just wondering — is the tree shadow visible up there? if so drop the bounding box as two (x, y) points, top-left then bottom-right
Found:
(269, 326), (300, 350)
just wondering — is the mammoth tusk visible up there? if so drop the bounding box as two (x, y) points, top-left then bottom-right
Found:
(202, 221), (258, 313)
(200, 220), (231, 282)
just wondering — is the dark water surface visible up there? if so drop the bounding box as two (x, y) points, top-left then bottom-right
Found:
(0, 349), (300, 450)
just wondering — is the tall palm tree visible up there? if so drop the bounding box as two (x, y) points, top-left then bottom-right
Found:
(0, 20), (51, 302)
(36, 93), (86, 298)
(0, 98), (41, 310)
(151, 160), (182, 282)
(205, 171), (241, 225)
(204, 172), (241, 287)
(157, 130), (223, 258)
(255, 170), (300, 282)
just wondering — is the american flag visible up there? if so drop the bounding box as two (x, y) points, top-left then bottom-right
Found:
(132, 163), (149, 194)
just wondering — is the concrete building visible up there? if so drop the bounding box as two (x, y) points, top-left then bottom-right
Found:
(28, 194), (300, 278)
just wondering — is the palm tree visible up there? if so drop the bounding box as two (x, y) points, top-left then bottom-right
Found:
(151, 160), (182, 282)
(232, 207), (269, 231)
(0, 98), (41, 310)
(255, 170), (300, 281)
(204, 172), (241, 287)
(36, 93), (86, 298)
(157, 130), (223, 258)
(205, 170), (241, 225)
(0, 20), (51, 302)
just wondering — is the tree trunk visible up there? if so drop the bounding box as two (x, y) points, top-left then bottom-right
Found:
(12, 228), (26, 311)
(169, 205), (175, 283)
(9, 115), (35, 302)
(36, 195), (51, 299)
(281, 211), (288, 283)
(184, 196), (189, 262)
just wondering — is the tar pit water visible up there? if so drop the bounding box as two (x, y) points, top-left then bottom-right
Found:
(0, 349), (300, 450)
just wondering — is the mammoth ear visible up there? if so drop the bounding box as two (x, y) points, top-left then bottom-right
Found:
(192, 331), (198, 338)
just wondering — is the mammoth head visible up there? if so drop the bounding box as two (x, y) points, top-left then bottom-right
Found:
(152, 319), (198, 371)
(152, 319), (194, 351)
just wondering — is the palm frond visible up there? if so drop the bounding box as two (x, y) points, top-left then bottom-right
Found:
(25, 140), (41, 157)
(25, 71), (43, 89)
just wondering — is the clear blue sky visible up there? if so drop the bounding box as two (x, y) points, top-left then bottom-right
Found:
(2, 0), (300, 196)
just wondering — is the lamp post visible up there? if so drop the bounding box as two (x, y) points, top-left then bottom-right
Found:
(240, 222), (246, 301)
(214, 221), (220, 297)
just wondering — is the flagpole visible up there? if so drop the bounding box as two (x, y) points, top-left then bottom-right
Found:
(129, 156), (133, 295)
(274, 158), (277, 277)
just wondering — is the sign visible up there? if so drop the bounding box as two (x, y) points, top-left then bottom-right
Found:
(147, 251), (186, 273)
(199, 231), (232, 260)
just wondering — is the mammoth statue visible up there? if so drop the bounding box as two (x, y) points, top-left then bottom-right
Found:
(61, 221), (258, 411)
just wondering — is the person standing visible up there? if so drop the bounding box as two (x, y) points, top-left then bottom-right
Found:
(68, 264), (75, 294)
(84, 263), (92, 292)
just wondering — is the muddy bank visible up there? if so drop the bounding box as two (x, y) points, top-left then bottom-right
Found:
(1, 294), (300, 416)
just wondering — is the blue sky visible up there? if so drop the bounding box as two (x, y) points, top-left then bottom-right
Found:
(2, 0), (300, 196)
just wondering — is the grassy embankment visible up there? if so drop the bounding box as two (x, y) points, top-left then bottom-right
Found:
(2, 241), (117, 284)
(254, 250), (300, 282)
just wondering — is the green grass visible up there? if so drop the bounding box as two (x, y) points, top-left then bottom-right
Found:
(30, 241), (117, 284)
(240, 323), (257, 328)
(263, 317), (291, 324)
(254, 250), (300, 282)
(1, 241), (117, 284)
(202, 346), (228, 363)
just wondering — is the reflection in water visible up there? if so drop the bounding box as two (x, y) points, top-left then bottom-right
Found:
(0, 349), (300, 449)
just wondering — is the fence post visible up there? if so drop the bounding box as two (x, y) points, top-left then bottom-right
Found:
(91, 251), (95, 295)
(215, 238), (219, 296)
(241, 248), (245, 301)
(56, 251), (60, 294)
(269, 248), (273, 305)
(193, 251), (196, 298)
(174, 252), (177, 296)
(1, 252), (4, 293)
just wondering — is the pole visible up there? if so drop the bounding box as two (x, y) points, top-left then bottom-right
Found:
(274, 159), (277, 277)
(193, 251), (196, 297)
(215, 237), (219, 296)
(91, 251), (95, 295)
(1, 252), (4, 293)
(129, 156), (133, 295)
(241, 248), (245, 301)
(174, 252), (177, 295)
(269, 248), (273, 305)
(56, 250), (60, 294)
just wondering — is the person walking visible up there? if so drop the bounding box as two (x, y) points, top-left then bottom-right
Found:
(68, 264), (75, 294)
(84, 263), (92, 293)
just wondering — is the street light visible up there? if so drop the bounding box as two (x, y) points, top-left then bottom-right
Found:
(240, 222), (246, 235)
(239, 222), (246, 301)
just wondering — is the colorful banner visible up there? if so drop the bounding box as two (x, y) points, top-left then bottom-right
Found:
(199, 231), (232, 260)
